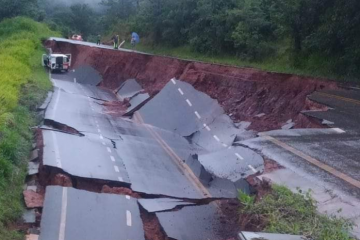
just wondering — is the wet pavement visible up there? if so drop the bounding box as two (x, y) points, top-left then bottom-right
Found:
(39, 186), (144, 240)
(38, 67), (264, 239)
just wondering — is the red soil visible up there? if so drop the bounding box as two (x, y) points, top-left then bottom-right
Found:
(46, 40), (338, 132)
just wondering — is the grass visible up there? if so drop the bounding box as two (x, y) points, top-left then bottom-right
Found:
(0, 17), (57, 239)
(238, 185), (354, 240)
(123, 43), (345, 82)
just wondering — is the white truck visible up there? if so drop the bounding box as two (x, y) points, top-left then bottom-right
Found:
(42, 53), (72, 72)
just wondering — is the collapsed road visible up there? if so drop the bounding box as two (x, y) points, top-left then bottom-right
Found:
(24, 38), (360, 239)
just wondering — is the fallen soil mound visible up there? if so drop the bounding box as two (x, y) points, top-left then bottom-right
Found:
(46, 40), (338, 132)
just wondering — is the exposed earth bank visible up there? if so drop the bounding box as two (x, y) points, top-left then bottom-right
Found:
(46, 41), (338, 132)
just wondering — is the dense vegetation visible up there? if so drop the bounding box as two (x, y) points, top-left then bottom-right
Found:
(2, 0), (360, 80)
(238, 186), (354, 240)
(0, 17), (56, 239)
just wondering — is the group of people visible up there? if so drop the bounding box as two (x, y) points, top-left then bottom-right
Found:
(95, 34), (138, 50)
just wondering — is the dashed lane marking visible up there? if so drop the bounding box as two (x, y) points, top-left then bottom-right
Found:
(178, 88), (184, 95)
(114, 165), (120, 172)
(102, 142), (106, 146)
(99, 135), (104, 140)
(59, 188), (68, 240)
(110, 156), (116, 162)
(97, 129), (101, 133)
(222, 143), (228, 148)
(126, 210), (132, 227)
(213, 135), (220, 142)
(126, 195), (130, 200)
(118, 176), (124, 182)
(248, 165), (257, 173)
(203, 124), (211, 131)
(107, 147), (112, 153)
(194, 111), (201, 119)
(235, 153), (244, 160)
(171, 79), (176, 84)
(186, 99), (192, 107)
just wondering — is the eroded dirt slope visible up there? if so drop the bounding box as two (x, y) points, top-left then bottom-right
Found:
(46, 40), (338, 131)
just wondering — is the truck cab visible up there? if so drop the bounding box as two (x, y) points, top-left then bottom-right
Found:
(42, 54), (72, 72)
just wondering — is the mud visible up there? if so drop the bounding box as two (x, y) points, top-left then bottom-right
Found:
(46, 40), (338, 132)
(140, 208), (170, 240)
(23, 190), (44, 208)
(102, 100), (129, 117)
(101, 185), (141, 198)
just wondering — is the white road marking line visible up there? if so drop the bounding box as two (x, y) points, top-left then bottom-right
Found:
(228, 146), (232, 149)
(194, 111), (201, 119)
(59, 188), (68, 240)
(51, 131), (62, 168)
(248, 165), (257, 173)
(213, 135), (220, 142)
(52, 89), (61, 119)
(118, 176), (124, 182)
(171, 78), (176, 84)
(178, 88), (184, 95)
(222, 143), (228, 147)
(110, 156), (116, 162)
(203, 124), (211, 131)
(126, 210), (132, 227)
(333, 128), (346, 133)
(114, 165), (120, 172)
(186, 99), (193, 107)
(99, 135), (104, 140)
(107, 147), (112, 153)
(74, 78), (77, 83)
(126, 195), (131, 200)
(97, 129), (101, 133)
(102, 142), (106, 146)
(235, 153), (244, 160)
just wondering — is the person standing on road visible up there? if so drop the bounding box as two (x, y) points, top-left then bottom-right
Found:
(96, 34), (101, 45)
(112, 35), (119, 49)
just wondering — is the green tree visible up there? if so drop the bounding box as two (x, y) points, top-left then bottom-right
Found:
(0, 0), (41, 21)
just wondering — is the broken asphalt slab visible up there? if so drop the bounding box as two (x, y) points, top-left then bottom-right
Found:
(125, 93), (150, 115)
(198, 146), (264, 182)
(42, 130), (130, 184)
(156, 204), (225, 240)
(39, 186), (145, 240)
(45, 87), (119, 138)
(52, 79), (116, 102)
(117, 79), (143, 100)
(243, 129), (360, 199)
(138, 198), (194, 213)
(138, 79), (224, 137)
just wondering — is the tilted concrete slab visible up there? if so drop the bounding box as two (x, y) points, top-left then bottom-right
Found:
(117, 79), (143, 100)
(138, 198), (194, 213)
(43, 130), (129, 183)
(156, 204), (225, 240)
(139, 79), (224, 137)
(39, 186), (144, 240)
(110, 117), (240, 199)
(198, 146), (264, 182)
(126, 93), (150, 115)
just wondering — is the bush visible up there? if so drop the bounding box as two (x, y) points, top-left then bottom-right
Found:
(0, 17), (57, 240)
(239, 185), (354, 240)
